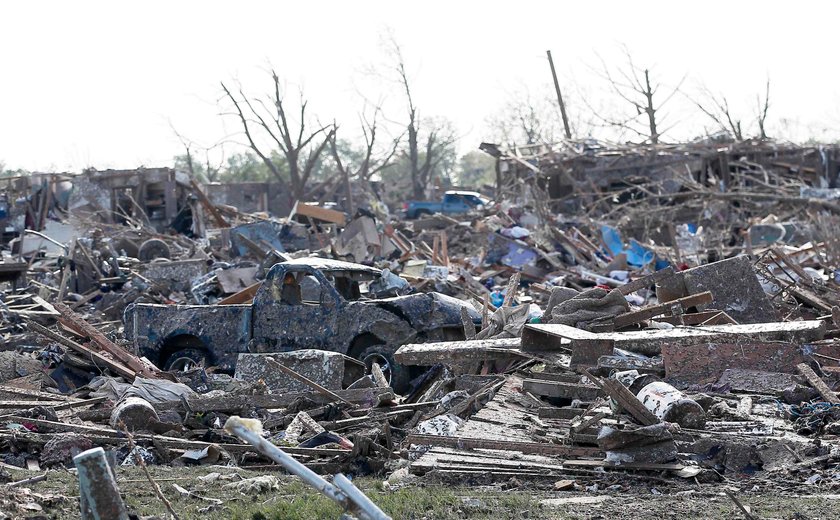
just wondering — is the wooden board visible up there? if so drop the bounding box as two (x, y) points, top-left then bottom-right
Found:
(291, 201), (347, 226)
(406, 434), (601, 458)
(395, 338), (524, 365)
(524, 320), (826, 356)
(522, 379), (599, 400)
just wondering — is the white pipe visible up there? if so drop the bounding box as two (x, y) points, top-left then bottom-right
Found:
(224, 417), (392, 520)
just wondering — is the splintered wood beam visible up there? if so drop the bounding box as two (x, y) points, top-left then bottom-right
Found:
(613, 291), (713, 328)
(154, 387), (393, 413)
(405, 434), (602, 458)
(797, 363), (840, 404)
(25, 320), (137, 380)
(190, 179), (229, 228)
(54, 302), (159, 378)
(582, 369), (659, 426)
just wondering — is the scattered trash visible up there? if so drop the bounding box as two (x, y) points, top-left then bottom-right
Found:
(3, 146), (840, 517)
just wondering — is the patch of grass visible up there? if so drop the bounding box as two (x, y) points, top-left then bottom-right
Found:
(12, 464), (840, 520)
(226, 478), (540, 520)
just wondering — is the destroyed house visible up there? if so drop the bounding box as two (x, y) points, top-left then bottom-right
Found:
(486, 139), (840, 205)
(68, 167), (192, 232)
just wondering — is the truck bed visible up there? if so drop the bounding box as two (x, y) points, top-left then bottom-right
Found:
(127, 302), (253, 370)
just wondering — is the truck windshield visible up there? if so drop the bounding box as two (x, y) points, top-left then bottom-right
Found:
(464, 195), (485, 206)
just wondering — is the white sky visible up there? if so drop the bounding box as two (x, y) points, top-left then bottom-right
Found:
(1, 0), (838, 171)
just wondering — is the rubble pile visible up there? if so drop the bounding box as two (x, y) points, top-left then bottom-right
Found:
(2, 138), (840, 516)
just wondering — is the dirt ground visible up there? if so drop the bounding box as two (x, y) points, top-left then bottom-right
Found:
(1, 465), (839, 519)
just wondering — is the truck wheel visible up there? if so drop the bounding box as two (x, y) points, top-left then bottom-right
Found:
(357, 344), (410, 394)
(164, 348), (206, 372)
(415, 209), (432, 218)
(138, 239), (171, 262)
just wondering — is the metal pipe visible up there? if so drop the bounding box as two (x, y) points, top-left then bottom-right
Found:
(224, 417), (392, 520)
(333, 474), (392, 520)
(23, 229), (69, 252)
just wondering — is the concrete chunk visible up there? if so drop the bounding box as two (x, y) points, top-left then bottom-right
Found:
(236, 350), (353, 392)
(717, 369), (804, 395)
(663, 341), (840, 386)
(679, 255), (778, 324)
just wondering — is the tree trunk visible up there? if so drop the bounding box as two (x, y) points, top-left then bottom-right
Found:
(644, 69), (658, 144)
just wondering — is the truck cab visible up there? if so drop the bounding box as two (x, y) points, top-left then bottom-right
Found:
(404, 190), (491, 219)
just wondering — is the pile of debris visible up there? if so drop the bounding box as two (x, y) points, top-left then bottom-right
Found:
(2, 142), (840, 516)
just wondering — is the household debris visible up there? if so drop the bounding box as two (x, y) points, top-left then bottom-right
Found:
(3, 140), (840, 516)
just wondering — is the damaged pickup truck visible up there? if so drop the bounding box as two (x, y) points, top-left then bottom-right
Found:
(124, 258), (480, 390)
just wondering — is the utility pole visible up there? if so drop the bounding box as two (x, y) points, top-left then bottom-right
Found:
(546, 50), (572, 140)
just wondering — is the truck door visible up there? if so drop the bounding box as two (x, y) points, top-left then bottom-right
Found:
(441, 193), (462, 214)
(252, 267), (341, 352)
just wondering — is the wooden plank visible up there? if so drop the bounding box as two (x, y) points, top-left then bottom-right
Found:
(654, 310), (728, 326)
(526, 372), (581, 383)
(291, 201), (346, 226)
(54, 302), (161, 379)
(56, 238), (77, 302)
(29, 295), (59, 316)
(0, 430), (348, 458)
(25, 320), (137, 380)
(217, 281), (262, 305)
(0, 397), (107, 420)
(613, 291), (713, 328)
(0, 384), (78, 402)
(583, 370), (659, 426)
(395, 338), (523, 365)
(562, 459), (684, 471)
(522, 379), (599, 400)
(154, 387), (394, 413)
(406, 434), (602, 458)
(191, 179), (229, 228)
(0, 401), (76, 408)
(797, 363), (840, 403)
(538, 407), (585, 420)
(525, 320), (826, 356)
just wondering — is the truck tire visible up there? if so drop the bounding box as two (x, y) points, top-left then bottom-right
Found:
(138, 239), (171, 262)
(357, 344), (410, 394)
(164, 348), (206, 372)
(414, 209), (432, 218)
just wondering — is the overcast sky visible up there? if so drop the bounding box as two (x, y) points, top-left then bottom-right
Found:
(1, 0), (838, 172)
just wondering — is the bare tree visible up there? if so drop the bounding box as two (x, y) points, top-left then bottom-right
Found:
(384, 35), (457, 199)
(587, 48), (685, 144)
(691, 78), (771, 141)
(221, 71), (335, 201)
(692, 87), (744, 140)
(171, 123), (225, 182)
(487, 88), (560, 148)
(329, 106), (402, 213)
(756, 78), (771, 139)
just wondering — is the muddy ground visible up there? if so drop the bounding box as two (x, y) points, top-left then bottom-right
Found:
(2, 465), (839, 519)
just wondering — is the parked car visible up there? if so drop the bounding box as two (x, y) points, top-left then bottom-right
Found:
(403, 190), (491, 219)
(124, 257), (480, 391)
